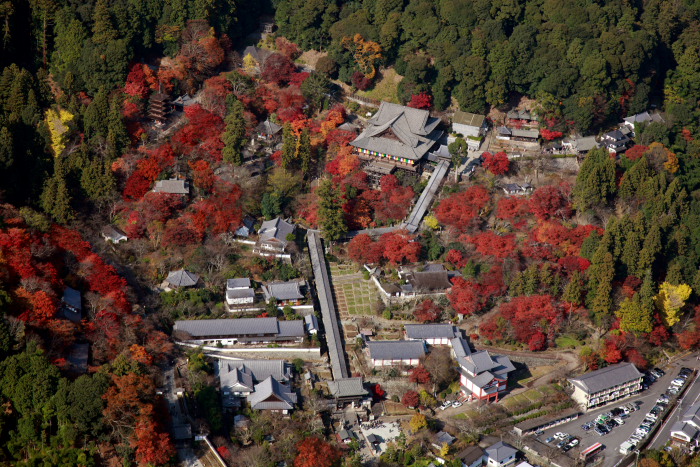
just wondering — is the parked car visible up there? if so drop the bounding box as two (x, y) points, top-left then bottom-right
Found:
(554, 432), (567, 440)
(653, 368), (665, 376)
(614, 417), (625, 425)
(452, 401), (463, 408)
(568, 438), (580, 447)
(440, 401), (452, 410)
(595, 427), (607, 436)
(546, 436), (555, 444)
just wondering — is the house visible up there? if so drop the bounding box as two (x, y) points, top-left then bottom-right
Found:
(432, 431), (456, 449)
(226, 278), (256, 311)
(219, 359), (292, 407)
(61, 287), (82, 322)
(622, 111), (664, 135)
(256, 118), (282, 140)
(101, 225), (128, 243)
(262, 281), (305, 306)
(506, 109), (539, 126)
(255, 217), (296, 254)
(456, 445), (484, 467)
(152, 178), (190, 195)
(235, 217), (256, 237)
(327, 377), (369, 407)
(568, 362), (643, 409)
(670, 402), (700, 446)
(338, 429), (357, 444)
(562, 135), (600, 154)
(172, 94), (194, 111)
(350, 102), (443, 185)
(366, 341), (426, 367)
(501, 183), (534, 196)
(366, 433), (381, 449)
(242, 46), (274, 71)
(304, 314), (319, 335)
(452, 337), (515, 402)
(163, 269), (199, 291)
(484, 441), (519, 467)
(452, 111), (487, 150)
(173, 317), (305, 346)
(246, 376), (297, 414)
(602, 129), (630, 153)
(402, 267), (453, 295)
(404, 324), (460, 346)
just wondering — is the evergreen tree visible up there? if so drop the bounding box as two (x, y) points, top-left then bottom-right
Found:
(261, 192), (282, 220)
(298, 128), (312, 175)
(616, 293), (653, 334)
(92, 0), (118, 46)
(580, 230), (601, 261)
(619, 156), (652, 200)
(317, 178), (347, 242)
(83, 88), (109, 141)
(106, 94), (128, 159)
(41, 167), (74, 224)
(0, 125), (12, 170)
(638, 224), (662, 274)
(81, 158), (115, 202)
(573, 147), (616, 211)
(281, 124), (295, 169)
(563, 271), (584, 306)
(620, 214), (645, 277)
(222, 96), (246, 165)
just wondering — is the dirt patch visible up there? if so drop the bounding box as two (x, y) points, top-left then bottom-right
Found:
(297, 50), (326, 69)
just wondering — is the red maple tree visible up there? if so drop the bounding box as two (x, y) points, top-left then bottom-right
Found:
(482, 152), (510, 175)
(409, 365), (432, 384)
(408, 92), (432, 110)
(434, 186), (490, 232)
(401, 390), (420, 408)
(528, 185), (572, 221)
(295, 437), (340, 467)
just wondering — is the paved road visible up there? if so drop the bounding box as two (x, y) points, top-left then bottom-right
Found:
(534, 354), (699, 467)
(650, 357), (700, 449)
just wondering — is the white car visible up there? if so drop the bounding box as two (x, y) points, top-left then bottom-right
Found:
(554, 432), (567, 440)
(451, 401), (463, 408)
(440, 401), (453, 411)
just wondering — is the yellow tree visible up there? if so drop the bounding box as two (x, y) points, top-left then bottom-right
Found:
(409, 413), (428, 432)
(243, 53), (258, 74)
(440, 442), (450, 457)
(45, 108), (74, 157)
(657, 282), (692, 326)
(341, 34), (383, 79)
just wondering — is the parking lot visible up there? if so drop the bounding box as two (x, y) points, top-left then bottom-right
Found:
(534, 364), (696, 467)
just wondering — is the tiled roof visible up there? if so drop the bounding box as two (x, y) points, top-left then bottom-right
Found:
(174, 317), (283, 338)
(453, 111), (486, 128)
(153, 179), (190, 194)
(102, 225), (127, 241)
(258, 217), (295, 245)
(256, 118), (282, 135)
(247, 376), (297, 410)
(624, 111), (664, 125)
(242, 46), (274, 65)
(404, 324), (459, 340)
(451, 338), (472, 359)
(350, 102), (443, 161)
(367, 341), (426, 361)
(465, 350), (499, 374)
(456, 445), (484, 464)
(573, 136), (600, 152)
(226, 288), (255, 300)
(569, 362), (643, 395)
(219, 359), (291, 384)
(262, 281), (304, 301)
(276, 320), (305, 338)
(166, 269), (199, 288)
(511, 128), (539, 138)
(485, 441), (518, 462)
(408, 270), (452, 291)
(327, 377), (368, 398)
(227, 278), (251, 289)
(62, 287), (82, 311)
(304, 314), (319, 330)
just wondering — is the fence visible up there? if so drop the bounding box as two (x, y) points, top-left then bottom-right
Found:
(345, 93), (381, 108)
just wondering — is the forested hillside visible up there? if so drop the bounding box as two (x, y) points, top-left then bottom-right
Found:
(275, 0), (700, 133)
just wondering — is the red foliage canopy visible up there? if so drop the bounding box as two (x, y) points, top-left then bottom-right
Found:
(295, 437), (340, 467)
(498, 295), (562, 347)
(496, 197), (529, 221)
(528, 185), (572, 221)
(409, 365), (432, 384)
(625, 145), (648, 161)
(347, 234), (383, 264)
(408, 92), (432, 110)
(379, 230), (421, 265)
(434, 186), (490, 232)
(540, 129), (564, 141)
(401, 390), (420, 408)
(172, 104), (225, 161)
(463, 232), (516, 259)
(482, 152), (510, 175)
(262, 53), (297, 85)
(414, 299), (442, 323)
